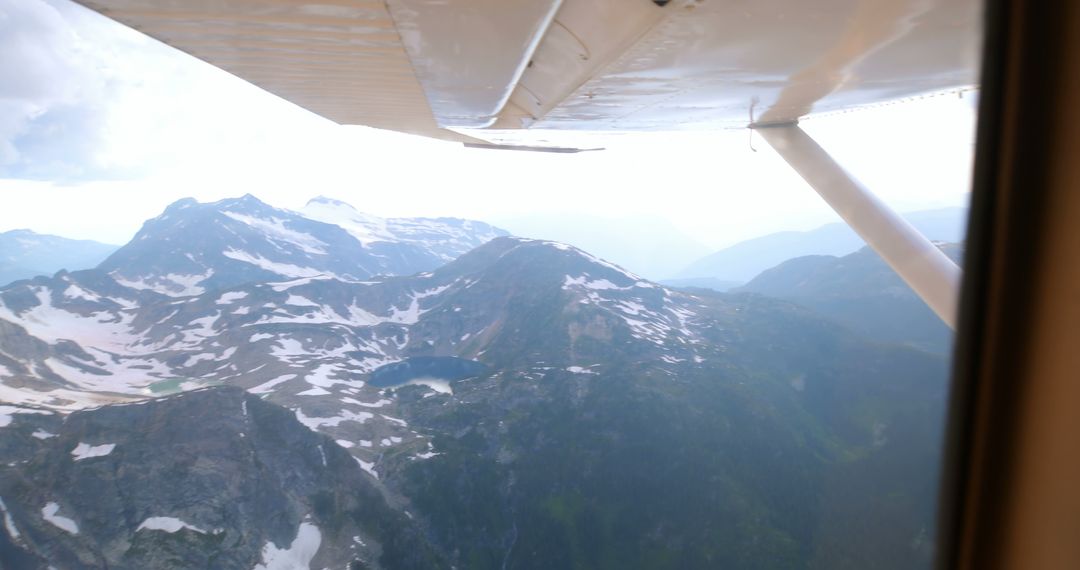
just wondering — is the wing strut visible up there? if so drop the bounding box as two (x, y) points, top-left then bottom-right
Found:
(755, 123), (961, 329)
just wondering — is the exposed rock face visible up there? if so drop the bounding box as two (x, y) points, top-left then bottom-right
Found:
(0, 387), (444, 570)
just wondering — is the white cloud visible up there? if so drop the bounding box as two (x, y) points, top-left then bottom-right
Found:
(0, 0), (93, 167)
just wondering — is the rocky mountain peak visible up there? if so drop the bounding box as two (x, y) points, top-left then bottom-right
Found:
(439, 237), (643, 287)
(300, 197), (509, 259)
(306, 195), (357, 210)
(93, 195), (509, 297)
(161, 197), (199, 213)
(1, 229), (37, 239)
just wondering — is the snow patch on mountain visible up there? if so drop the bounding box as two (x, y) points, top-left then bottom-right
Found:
(71, 442), (116, 461)
(63, 283), (102, 302)
(113, 271), (212, 297)
(137, 516), (207, 534)
(562, 275), (628, 291)
(285, 294), (320, 307)
(301, 199), (395, 246)
(41, 502), (79, 534)
(0, 383), (134, 410)
(294, 408), (374, 430)
(561, 269), (705, 352)
(0, 497), (21, 541)
(354, 457), (378, 478)
(249, 374), (298, 394)
(222, 212), (328, 255)
(298, 387), (331, 396)
(222, 249), (331, 280)
(387, 297), (423, 324)
(0, 287), (140, 351)
(269, 275), (342, 292)
(0, 405), (53, 428)
(403, 377), (453, 394)
(253, 521), (322, 570)
(216, 291), (248, 304)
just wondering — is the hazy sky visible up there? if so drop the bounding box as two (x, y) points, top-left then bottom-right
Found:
(0, 0), (977, 250)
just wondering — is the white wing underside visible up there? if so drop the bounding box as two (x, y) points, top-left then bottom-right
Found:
(76, 0), (980, 147)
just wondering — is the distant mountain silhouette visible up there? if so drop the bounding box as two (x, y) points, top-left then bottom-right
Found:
(739, 243), (964, 354)
(0, 230), (117, 287)
(679, 207), (967, 284)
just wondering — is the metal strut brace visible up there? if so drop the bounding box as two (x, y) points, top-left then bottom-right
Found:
(755, 123), (962, 329)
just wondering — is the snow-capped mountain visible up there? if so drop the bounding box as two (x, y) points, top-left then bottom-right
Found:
(0, 237), (703, 392)
(0, 230), (117, 287)
(0, 237), (720, 456)
(98, 195), (509, 296)
(302, 196), (508, 262)
(0, 233), (941, 468)
(0, 209), (949, 569)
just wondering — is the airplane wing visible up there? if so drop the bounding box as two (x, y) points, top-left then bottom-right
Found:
(74, 0), (978, 326)
(75, 0), (980, 144)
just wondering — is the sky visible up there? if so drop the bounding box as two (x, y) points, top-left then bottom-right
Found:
(0, 0), (977, 253)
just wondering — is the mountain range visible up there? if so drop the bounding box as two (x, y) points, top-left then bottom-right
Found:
(0, 230), (117, 288)
(678, 207), (968, 285)
(738, 243), (964, 354)
(0, 195), (949, 569)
